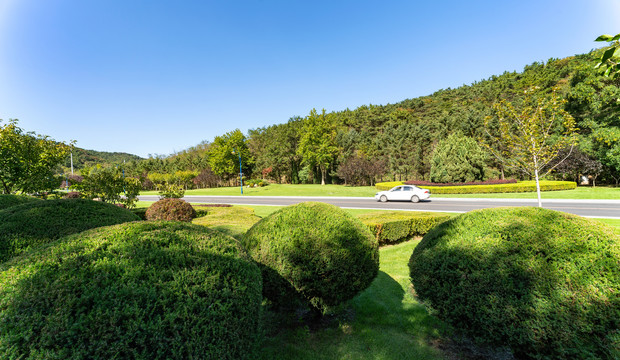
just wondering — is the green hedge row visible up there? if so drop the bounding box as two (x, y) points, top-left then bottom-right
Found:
(375, 181), (576, 194)
(374, 181), (405, 191)
(358, 211), (450, 245)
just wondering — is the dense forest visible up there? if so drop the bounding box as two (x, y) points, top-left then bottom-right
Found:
(112, 47), (619, 188)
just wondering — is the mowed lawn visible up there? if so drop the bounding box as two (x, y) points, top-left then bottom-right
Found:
(140, 183), (620, 200)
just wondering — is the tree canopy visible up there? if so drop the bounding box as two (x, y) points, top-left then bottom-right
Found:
(0, 119), (72, 194)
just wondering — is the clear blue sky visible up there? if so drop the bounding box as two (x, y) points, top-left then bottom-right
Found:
(1, 0), (618, 158)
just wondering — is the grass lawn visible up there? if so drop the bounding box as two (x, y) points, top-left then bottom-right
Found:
(141, 183), (620, 199)
(257, 238), (446, 360)
(191, 206), (261, 238)
(141, 184), (378, 197)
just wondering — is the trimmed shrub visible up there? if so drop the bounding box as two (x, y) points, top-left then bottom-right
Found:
(242, 202), (379, 313)
(359, 211), (451, 245)
(405, 178), (518, 187)
(409, 207), (620, 359)
(0, 199), (139, 262)
(425, 180), (576, 194)
(246, 179), (269, 187)
(375, 181), (405, 191)
(145, 198), (196, 222)
(0, 194), (42, 210)
(0, 221), (262, 360)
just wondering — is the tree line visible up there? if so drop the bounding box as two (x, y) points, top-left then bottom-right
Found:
(2, 45), (619, 194)
(116, 48), (619, 188)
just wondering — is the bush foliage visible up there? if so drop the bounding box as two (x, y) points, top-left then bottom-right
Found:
(409, 207), (620, 359)
(0, 194), (42, 210)
(145, 198), (196, 222)
(0, 221), (262, 360)
(359, 211), (450, 245)
(242, 202), (379, 313)
(0, 199), (139, 262)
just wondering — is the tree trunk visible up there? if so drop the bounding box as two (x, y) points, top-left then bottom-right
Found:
(534, 168), (542, 208)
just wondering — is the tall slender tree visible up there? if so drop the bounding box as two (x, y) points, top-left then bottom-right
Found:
(485, 88), (578, 207)
(297, 109), (339, 185)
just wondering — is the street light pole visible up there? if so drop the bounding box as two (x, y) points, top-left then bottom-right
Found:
(232, 148), (243, 195)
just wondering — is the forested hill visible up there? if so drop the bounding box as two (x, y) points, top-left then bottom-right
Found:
(125, 47), (620, 186)
(63, 147), (143, 171)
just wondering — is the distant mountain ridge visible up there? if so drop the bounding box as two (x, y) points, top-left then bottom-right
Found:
(63, 147), (143, 171)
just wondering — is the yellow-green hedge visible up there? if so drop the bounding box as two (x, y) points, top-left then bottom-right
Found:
(358, 211), (450, 245)
(375, 181), (576, 194)
(374, 181), (405, 191)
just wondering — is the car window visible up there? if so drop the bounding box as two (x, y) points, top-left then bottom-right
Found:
(403, 186), (412, 191)
(392, 187), (402, 191)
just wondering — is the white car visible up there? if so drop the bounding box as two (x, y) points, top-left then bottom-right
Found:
(375, 185), (430, 203)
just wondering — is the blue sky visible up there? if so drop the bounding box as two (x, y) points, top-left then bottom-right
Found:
(1, 0), (618, 158)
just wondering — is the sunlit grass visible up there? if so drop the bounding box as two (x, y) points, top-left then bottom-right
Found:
(140, 183), (619, 199)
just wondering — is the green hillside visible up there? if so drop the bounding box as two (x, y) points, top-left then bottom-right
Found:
(63, 147), (143, 172)
(121, 47), (619, 187)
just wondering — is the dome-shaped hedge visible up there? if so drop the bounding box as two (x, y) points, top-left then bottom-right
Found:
(242, 202), (379, 313)
(0, 221), (262, 360)
(0, 194), (42, 210)
(0, 198), (139, 262)
(409, 207), (620, 359)
(146, 198), (196, 222)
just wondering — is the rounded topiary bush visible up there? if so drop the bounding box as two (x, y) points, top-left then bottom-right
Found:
(242, 201), (379, 313)
(409, 207), (620, 359)
(0, 199), (139, 262)
(146, 198), (196, 222)
(0, 194), (42, 210)
(0, 221), (262, 359)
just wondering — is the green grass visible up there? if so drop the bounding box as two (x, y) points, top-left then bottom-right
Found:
(141, 184), (619, 199)
(142, 184), (378, 197)
(191, 206), (262, 238)
(258, 238), (445, 360)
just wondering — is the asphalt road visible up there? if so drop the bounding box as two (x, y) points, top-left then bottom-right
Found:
(138, 195), (620, 219)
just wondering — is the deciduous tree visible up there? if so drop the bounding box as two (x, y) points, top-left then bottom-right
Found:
(429, 132), (488, 183)
(297, 109), (339, 185)
(595, 33), (620, 78)
(485, 88), (578, 207)
(0, 119), (72, 194)
(207, 129), (253, 184)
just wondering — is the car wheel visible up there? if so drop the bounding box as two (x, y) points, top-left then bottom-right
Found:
(380, 195), (388, 202)
(411, 195), (419, 203)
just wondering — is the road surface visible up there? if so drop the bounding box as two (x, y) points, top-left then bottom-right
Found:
(138, 195), (620, 219)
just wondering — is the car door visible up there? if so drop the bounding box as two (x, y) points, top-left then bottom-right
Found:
(402, 186), (414, 200)
(394, 186), (409, 201)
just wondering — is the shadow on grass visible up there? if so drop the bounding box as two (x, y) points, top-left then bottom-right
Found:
(258, 270), (444, 360)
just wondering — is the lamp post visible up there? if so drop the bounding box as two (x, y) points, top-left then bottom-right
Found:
(232, 148), (243, 194)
